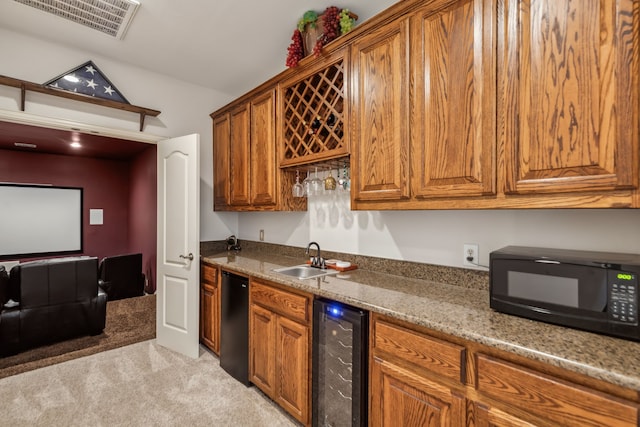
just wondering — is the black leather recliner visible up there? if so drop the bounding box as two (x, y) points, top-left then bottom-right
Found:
(98, 253), (145, 301)
(0, 257), (107, 356)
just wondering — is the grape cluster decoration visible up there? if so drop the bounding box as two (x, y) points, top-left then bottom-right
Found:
(286, 6), (357, 68)
(285, 29), (304, 68)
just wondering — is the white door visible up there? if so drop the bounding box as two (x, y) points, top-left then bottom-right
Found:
(156, 134), (200, 358)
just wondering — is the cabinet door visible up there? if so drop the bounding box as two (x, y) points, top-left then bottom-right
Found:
(351, 17), (411, 202)
(250, 89), (278, 207)
(412, 0), (496, 199)
(249, 303), (276, 397)
(212, 112), (230, 209)
(501, 0), (639, 195)
(200, 282), (219, 354)
(200, 264), (219, 354)
(276, 315), (310, 425)
(230, 103), (251, 207)
(370, 357), (466, 426)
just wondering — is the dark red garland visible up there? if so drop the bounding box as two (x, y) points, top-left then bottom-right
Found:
(285, 29), (304, 68)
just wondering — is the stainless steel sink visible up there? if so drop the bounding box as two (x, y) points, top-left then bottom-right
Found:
(273, 265), (339, 280)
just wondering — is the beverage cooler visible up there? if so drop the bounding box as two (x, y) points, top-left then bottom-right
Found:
(312, 298), (368, 426)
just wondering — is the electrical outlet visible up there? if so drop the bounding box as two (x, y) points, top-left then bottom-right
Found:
(259, 229), (264, 241)
(463, 244), (479, 267)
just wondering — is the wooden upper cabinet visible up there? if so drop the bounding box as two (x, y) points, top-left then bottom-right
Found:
(230, 104), (251, 206)
(212, 112), (231, 209)
(279, 48), (349, 167)
(211, 86), (282, 211)
(250, 89), (278, 207)
(501, 0), (639, 195)
(411, 0), (497, 199)
(351, 17), (411, 202)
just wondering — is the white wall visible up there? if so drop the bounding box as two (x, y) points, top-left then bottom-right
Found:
(4, 28), (640, 269)
(0, 28), (237, 241)
(238, 172), (640, 269)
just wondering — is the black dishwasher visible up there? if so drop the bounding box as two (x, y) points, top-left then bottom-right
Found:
(220, 271), (249, 385)
(313, 298), (368, 427)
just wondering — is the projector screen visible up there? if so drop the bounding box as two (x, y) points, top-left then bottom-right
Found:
(0, 184), (83, 259)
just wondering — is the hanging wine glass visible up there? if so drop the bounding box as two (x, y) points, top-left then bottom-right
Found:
(310, 166), (323, 195)
(292, 170), (304, 198)
(302, 170), (312, 197)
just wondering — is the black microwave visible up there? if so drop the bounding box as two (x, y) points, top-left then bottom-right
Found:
(490, 246), (640, 342)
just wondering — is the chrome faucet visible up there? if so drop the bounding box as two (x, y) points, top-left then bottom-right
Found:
(306, 241), (325, 269)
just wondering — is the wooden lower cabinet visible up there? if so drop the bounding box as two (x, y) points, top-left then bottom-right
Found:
(370, 313), (640, 427)
(276, 315), (309, 421)
(199, 263), (219, 354)
(370, 356), (466, 426)
(475, 354), (640, 427)
(249, 303), (276, 395)
(249, 279), (311, 425)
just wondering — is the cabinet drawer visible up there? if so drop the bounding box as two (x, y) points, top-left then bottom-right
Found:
(373, 319), (465, 384)
(201, 264), (218, 284)
(476, 354), (639, 427)
(251, 281), (309, 324)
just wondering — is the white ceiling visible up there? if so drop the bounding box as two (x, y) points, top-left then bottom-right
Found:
(0, 0), (399, 98)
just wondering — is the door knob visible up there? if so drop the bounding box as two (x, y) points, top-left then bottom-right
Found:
(179, 253), (194, 261)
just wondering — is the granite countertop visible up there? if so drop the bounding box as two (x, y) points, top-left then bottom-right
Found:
(202, 250), (640, 391)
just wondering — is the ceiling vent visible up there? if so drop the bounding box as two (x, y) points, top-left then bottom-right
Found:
(13, 0), (140, 39)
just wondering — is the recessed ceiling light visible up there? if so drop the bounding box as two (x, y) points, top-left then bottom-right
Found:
(14, 142), (37, 148)
(70, 142), (82, 148)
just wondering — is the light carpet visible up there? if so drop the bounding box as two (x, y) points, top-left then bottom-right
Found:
(0, 340), (297, 427)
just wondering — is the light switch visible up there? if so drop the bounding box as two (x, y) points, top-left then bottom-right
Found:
(89, 209), (103, 225)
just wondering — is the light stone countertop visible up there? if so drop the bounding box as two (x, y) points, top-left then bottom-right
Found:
(203, 251), (640, 391)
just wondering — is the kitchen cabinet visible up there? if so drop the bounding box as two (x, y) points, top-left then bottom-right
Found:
(279, 47), (350, 168)
(475, 353), (640, 427)
(351, 0), (496, 208)
(371, 313), (640, 427)
(370, 314), (467, 426)
(213, 0), (639, 209)
(211, 86), (305, 211)
(212, 113), (230, 209)
(200, 263), (220, 354)
(351, 0), (639, 209)
(249, 279), (311, 425)
(350, 15), (411, 203)
(371, 358), (466, 426)
(229, 103), (251, 206)
(212, 87), (277, 210)
(249, 89), (278, 207)
(501, 0), (639, 199)
(411, 0), (496, 200)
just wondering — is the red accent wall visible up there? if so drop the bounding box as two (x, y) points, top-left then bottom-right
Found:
(0, 149), (156, 279)
(129, 146), (157, 292)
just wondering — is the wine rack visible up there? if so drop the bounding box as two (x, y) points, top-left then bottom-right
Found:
(280, 55), (349, 167)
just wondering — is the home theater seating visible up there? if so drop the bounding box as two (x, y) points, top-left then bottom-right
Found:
(0, 253), (146, 356)
(98, 253), (146, 301)
(0, 257), (107, 356)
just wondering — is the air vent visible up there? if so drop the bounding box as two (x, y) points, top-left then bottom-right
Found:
(14, 0), (140, 39)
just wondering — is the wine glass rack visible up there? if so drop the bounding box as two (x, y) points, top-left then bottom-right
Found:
(280, 58), (348, 167)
